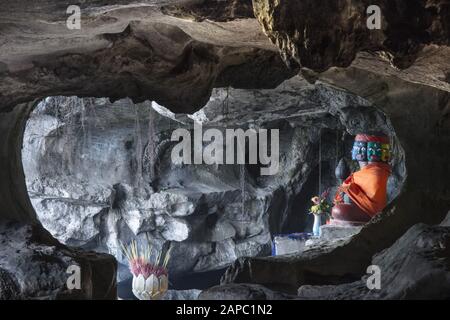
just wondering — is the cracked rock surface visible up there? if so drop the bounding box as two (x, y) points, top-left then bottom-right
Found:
(22, 77), (404, 281)
(0, 0), (448, 299)
(202, 212), (450, 300)
(0, 222), (116, 299)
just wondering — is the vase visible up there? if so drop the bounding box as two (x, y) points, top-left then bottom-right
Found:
(313, 213), (322, 237)
(132, 273), (169, 300)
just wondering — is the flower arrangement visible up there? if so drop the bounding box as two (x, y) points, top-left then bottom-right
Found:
(309, 189), (332, 217)
(308, 189), (332, 236)
(120, 236), (172, 300)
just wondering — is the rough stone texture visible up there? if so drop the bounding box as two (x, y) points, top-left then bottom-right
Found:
(273, 225), (363, 256)
(1, 0), (448, 115)
(162, 0), (254, 22)
(22, 78), (404, 281)
(0, 1), (295, 113)
(202, 213), (450, 300)
(441, 211), (450, 227)
(0, 268), (20, 300)
(0, 0), (448, 300)
(199, 283), (296, 300)
(0, 101), (117, 300)
(319, 225), (363, 241)
(162, 289), (201, 300)
(220, 69), (449, 295)
(253, 0), (449, 72)
(273, 236), (306, 256)
(0, 222), (117, 300)
(203, 6), (450, 291)
(297, 214), (450, 299)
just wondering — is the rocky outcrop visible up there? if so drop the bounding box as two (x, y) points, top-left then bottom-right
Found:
(162, 289), (201, 300)
(0, 100), (117, 300)
(202, 213), (450, 300)
(0, 222), (116, 300)
(199, 283), (296, 300)
(23, 97), (274, 280)
(220, 68), (449, 294)
(22, 77), (405, 282)
(298, 212), (450, 300)
(253, 0), (449, 71)
(162, 0), (254, 22)
(0, 1), (294, 113)
(1, 0), (448, 116)
(0, 0), (448, 300)
(297, 214), (450, 299)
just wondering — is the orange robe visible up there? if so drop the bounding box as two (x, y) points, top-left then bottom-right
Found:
(335, 163), (390, 217)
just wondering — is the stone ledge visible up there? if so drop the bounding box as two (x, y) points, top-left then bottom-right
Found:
(320, 224), (363, 241)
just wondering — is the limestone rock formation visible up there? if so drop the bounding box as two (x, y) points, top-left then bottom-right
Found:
(0, 222), (116, 299)
(0, 0), (448, 300)
(220, 73), (449, 292)
(253, 0), (449, 71)
(202, 213), (450, 300)
(162, 289), (202, 300)
(199, 283), (296, 300)
(297, 214), (450, 299)
(22, 78), (405, 283)
(162, 0), (254, 22)
(0, 1), (295, 113)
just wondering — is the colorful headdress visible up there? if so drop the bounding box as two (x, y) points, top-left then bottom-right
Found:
(351, 134), (390, 163)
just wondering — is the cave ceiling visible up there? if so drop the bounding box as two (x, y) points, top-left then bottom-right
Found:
(0, 0), (448, 114)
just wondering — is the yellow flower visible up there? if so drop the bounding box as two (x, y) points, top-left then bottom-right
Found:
(310, 204), (320, 213)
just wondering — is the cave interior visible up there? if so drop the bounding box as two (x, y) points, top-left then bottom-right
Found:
(0, 0), (449, 300)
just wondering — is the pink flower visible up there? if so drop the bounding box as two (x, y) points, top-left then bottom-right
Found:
(320, 188), (330, 199)
(130, 258), (168, 279)
(311, 196), (320, 205)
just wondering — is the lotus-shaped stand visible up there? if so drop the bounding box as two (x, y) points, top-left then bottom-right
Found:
(120, 238), (172, 300)
(132, 272), (168, 300)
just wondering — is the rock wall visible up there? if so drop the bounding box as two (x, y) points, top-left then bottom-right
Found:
(253, 0), (449, 71)
(201, 212), (450, 299)
(0, 102), (117, 300)
(219, 70), (449, 294)
(0, 1), (295, 113)
(0, 0), (446, 300)
(22, 77), (405, 283)
(296, 214), (450, 299)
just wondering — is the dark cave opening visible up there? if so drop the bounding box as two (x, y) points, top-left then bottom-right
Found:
(281, 129), (356, 234)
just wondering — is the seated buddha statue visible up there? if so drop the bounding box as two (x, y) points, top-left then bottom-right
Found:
(331, 134), (391, 226)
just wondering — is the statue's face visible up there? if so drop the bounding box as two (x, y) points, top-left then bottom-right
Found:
(367, 141), (382, 162)
(352, 141), (367, 161)
(381, 143), (390, 162)
(367, 142), (391, 163)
